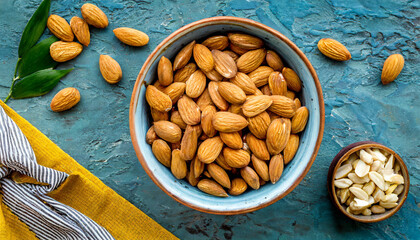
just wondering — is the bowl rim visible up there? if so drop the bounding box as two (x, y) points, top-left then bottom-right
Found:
(129, 16), (325, 215)
(327, 141), (410, 223)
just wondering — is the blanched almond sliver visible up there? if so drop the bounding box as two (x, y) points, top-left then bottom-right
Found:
(369, 171), (386, 191)
(350, 187), (369, 201)
(353, 198), (370, 210)
(340, 188), (350, 204)
(381, 193), (398, 203)
(371, 205), (386, 214)
(372, 149), (387, 162)
(352, 184), (363, 188)
(362, 181), (375, 195)
(360, 149), (373, 164)
(334, 178), (353, 188)
(388, 174), (404, 184)
(348, 173), (370, 184)
(371, 160), (382, 172)
(393, 184), (404, 195)
(362, 208), (372, 216)
(386, 184), (398, 195)
(355, 160), (370, 177)
(379, 201), (398, 209)
(372, 187), (385, 203)
(384, 154), (394, 170)
(335, 163), (353, 179)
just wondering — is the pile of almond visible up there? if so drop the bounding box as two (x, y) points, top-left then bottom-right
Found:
(145, 33), (309, 197)
(334, 148), (405, 215)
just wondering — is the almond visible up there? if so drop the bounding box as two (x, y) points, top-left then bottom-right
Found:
(187, 170), (199, 187)
(317, 38), (351, 61)
(171, 149), (187, 179)
(207, 81), (229, 110)
(266, 50), (284, 71)
(240, 166), (260, 190)
(113, 27), (149, 47)
(146, 126), (158, 144)
(369, 171), (386, 191)
(215, 154), (232, 171)
(50, 41), (83, 62)
(50, 87), (80, 112)
(236, 49), (266, 73)
(196, 89), (214, 111)
(47, 15), (74, 42)
(230, 72), (257, 94)
(246, 133), (270, 160)
(174, 63), (197, 83)
(223, 148), (250, 168)
(291, 106), (309, 133)
(153, 120), (182, 143)
(266, 118), (291, 155)
(269, 154), (284, 184)
(269, 95), (297, 118)
(212, 112), (248, 132)
(152, 139), (171, 167)
(285, 90), (295, 100)
(185, 70), (206, 98)
(282, 67), (302, 92)
(192, 156), (205, 178)
(294, 98), (301, 108)
(180, 125), (199, 160)
(162, 82), (186, 104)
(70, 16), (90, 46)
(223, 50), (239, 61)
(247, 111), (270, 139)
(81, 3), (108, 28)
(197, 136), (224, 164)
(145, 85), (172, 112)
(212, 50), (237, 78)
(251, 155), (269, 181)
(193, 44), (214, 72)
(204, 69), (223, 81)
(218, 82), (246, 104)
(283, 134), (299, 164)
(177, 95), (201, 125)
(268, 72), (287, 95)
(202, 35), (229, 50)
(381, 54), (404, 84)
(220, 132), (243, 149)
(201, 105), (217, 137)
(157, 56), (173, 86)
(151, 108), (169, 122)
(99, 55), (122, 84)
(197, 179), (228, 197)
(228, 33), (263, 50)
(173, 40), (195, 71)
(228, 104), (244, 117)
(172, 139), (181, 150)
(229, 43), (248, 55)
(153, 81), (166, 91)
(170, 110), (186, 129)
(229, 178), (248, 196)
(260, 85), (271, 96)
(207, 163), (231, 188)
(242, 95), (273, 117)
(249, 66), (274, 87)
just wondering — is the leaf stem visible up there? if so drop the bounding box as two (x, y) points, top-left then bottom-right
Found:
(4, 58), (21, 103)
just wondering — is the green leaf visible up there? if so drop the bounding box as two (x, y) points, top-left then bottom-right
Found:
(18, 36), (58, 78)
(18, 0), (51, 58)
(11, 68), (73, 99)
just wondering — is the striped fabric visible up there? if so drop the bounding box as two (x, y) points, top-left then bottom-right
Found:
(0, 106), (114, 240)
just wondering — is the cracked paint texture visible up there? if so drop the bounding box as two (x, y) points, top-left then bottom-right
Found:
(0, 0), (419, 239)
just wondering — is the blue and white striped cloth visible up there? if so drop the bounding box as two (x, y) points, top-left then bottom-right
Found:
(0, 106), (114, 240)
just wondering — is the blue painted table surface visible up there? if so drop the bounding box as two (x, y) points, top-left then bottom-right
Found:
(0, 0), (419, 239)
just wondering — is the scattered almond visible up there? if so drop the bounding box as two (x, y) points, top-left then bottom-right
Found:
(113, 27), (149, 46)
(99, 55), (122, 84)
(50, 41), (83, 62)
(81, 3), (108, 28)
(47, 15), (74, 42)
(317, 38), (351, 61)
(70, 16), (90, 46)
(381, 54), (404, 85)
(50, 87), (80, 112)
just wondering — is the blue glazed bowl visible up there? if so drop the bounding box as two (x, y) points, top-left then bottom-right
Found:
(130, 17), (325, 215)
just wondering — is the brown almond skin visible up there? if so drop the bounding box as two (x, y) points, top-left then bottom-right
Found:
(47, 15), (74, 42)
(261, 85), (271, 96)
(177, 95), (201, 125)
(283, 134), (299, 164)
(248, 66), (274, 87)
(201, 105), (217, 137)
(269, 154), (284, 184)
(266, 50), (284, 71)
(197, 136), (224, 164)
(220, 132), (243, 149)
(247, 111), (270, 139)
(268, 72), (287, 95)
(228, 104), (244, 117)
(81, 3), (108, 28)
(193, 44), (214, 72)
(223, 50), (239, 61)
(186, 70), (206, 98)
(197, 179), (228, 197)
(50, 88), (80, 112)
(70, 16), (90, 46)
(246, 133), (270, 160)
(50, 41), (83, 62)
(208, 163), (231, 188)
(212, 112), (248, 133)
(218, 82), (246, 105)
(317, 38), (351, 61)
(242, 95), (273, 117)
(153, 120), (182, 143)
(158, 56), (173, 86)
(208, 81), (229, 111)
(285, 90), (296, 99)
(204, 69), (224, 81)
(294, 98), (302, 108)
(174, 63), (197, 83)
(171, 149), (187, 179)
(236, 49), (266, 73)
(215, 154), (232, 171)
(196, 89), (214, 111)
(230, 72), (257, 94)
(282, 67), (302, 92)
(163, 82), (186, 104)
(251, 155), (270, 181)
(212, 50), (237, 78)
(381, 54), (404, 84)
(240, 166), (260, 190)
(230, 43), (249, 55)
(187, 170), (199, 187)
(152, 139), (171, 167)
(266, 118), (291, 155)
(150, 108), (169, 122)
(229, 178), (248, 195)
(192, 156), (205, 178)
(180, 125), (199, 160)
(269, 95), (297, 118)
(202, 36), (229, 50)
(145, 85), (172, 112)
(99, 55), (122, 84)
(173, 40), (195, 71)
(228, 33), (264, 50)
(223, 148), (251, 168)
(113, 27), (149, 46)
(291, 106), (309, 133)
(146, 126), (158, 144)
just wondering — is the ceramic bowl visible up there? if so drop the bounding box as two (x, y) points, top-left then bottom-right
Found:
(130, 16), (325, 214)
(328, 141), (409, 222)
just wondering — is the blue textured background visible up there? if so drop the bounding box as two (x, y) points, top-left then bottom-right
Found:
(0, 0), (419, 239)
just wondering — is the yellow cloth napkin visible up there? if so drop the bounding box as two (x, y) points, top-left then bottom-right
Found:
(0, 100), (178, 240)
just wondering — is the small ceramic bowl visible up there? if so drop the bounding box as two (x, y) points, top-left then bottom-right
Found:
(130, 17), (325, 214)
(328, 141), (409, 222)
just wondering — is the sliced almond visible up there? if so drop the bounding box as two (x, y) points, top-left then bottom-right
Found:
(355, 160), (370, 177)
(334, 178), (353, 188)
(335, 163), (352, 179)
(349, 187), (369, 201)
(369, 171), (386, 191)
(362, 181), (375, 196)
(359, 149), (373, 165)
(371, 205), (386, 214)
